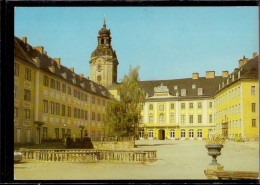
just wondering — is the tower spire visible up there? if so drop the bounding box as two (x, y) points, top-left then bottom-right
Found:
(103, 15), (106, 28)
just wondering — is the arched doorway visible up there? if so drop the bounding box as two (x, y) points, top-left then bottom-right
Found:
(158, 129), (165, 140)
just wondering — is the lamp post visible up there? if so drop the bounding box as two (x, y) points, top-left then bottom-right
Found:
(132, 124), (136, 148)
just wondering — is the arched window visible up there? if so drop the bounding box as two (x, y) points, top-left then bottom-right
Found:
(197, 129), (202, 138)
(170, 129), (175, 138)
(189, 129), (194, 138)
(101, 38), (104, 44)
(97, 76), (101, 83)
(181, 129), (186, 138)
(148, 130), (154, 139)
(159, 113), (164, 124)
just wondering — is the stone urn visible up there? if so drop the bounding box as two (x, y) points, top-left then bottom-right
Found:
(205, 144), (223, 165)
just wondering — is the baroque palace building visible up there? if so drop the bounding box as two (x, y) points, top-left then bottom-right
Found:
(14, 36), (110, 144)
(14, 20), (259, 143)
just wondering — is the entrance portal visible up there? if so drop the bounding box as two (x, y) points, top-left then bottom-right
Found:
(158, 129), (165, 140)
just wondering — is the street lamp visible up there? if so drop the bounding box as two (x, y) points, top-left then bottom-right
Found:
(132, 124), (136, 148)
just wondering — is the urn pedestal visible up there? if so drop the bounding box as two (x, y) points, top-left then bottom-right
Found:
(205, 144), (223, 165)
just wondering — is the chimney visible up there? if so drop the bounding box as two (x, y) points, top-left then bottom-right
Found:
(239, 56), (249, 68)
(79, 74), (84, 78)
(192, 73), (199, 79)
(34, 46), (44, 54)
(53, 58), (61, 65)
(253, 52), (257, 58)
(69, 67), (74, 72)
(206, 71), (215, 79)
(22, 37), (27, 44)
(222, 71), (229, 78)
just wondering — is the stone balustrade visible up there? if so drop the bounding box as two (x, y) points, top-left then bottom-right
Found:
(20, 149), (157, 163)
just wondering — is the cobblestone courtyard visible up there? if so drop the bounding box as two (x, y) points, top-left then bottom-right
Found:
(14, 140), (259, 180)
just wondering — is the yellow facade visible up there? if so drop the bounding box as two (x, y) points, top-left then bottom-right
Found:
(14, 56), (37, 143)
(141, 98), (215, 140)
(214, 58), (259, 141)
(14, 37), (109, 144)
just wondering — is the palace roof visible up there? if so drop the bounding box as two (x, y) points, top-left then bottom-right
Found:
(14, 36), (111, 99)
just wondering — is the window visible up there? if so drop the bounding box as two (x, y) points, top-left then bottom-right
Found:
(24, 89), (31, 101)
(209, 114), (212, 123)
(92, 97), (95, 104)
(251, 86), (256, 95)
(159, 113), (164, 124)
(24, 109), (30, 119)
(170, 114), (174, 123)
(78, 109), (80, 119)
(43, 99), (48, 113)
(97, 113), (101, 121)
(97, 75), (101, 82)
(181, 103), (185, 109)
(149, 116), (154, 123)
(181, 115), (185, 124)
(102, 100), (105, 106)
(55, 103), (60, 115)
(181, 129), (185, 138)
(56, 81), (60, 91)
(149, 104), (153, 110)
(148, 130), (154, 138)
(198, 88), (203, 95)
(14, 63), (19, 76)
(67, 106), (71, 117)
(14, 85), (19, 99)
(68, 86), (71, 95)
(252, 119), (256, 127)
(197, 129), (202, 138)
(81, 110), (84, 119)
(42, 127), (48, 140)
(159, 105), (164, 111)
(198, 115), (202, 123)
(43, 75), (49, 86)
(181, 89), (186, 96)
(24, 68), (31, 81)
(85, 111), (88, 120)
(50, 101), (55, 114)
(74, 108), (77, 118)
(189, 103), (193, 109)
(252, 103), (256, 112)
(189, 115), (193, 123)
(55, 128), (59, 139)
(81, 93), (84, 101)
(50, 79), (55, 89)
(62, 105), (65, 116)
(189, 129), (194, 138)
(170, 103), (174, 109)
(67, 129), (71, 136)
(170, 130), (175, 138)
(97, 98), (101, 105)
(198, 102), (202, 108)
(14, 107), (18, 117)
(209, 102), (212, 108)
(62, 84), (66, 93)
(92, 112), (95, 120)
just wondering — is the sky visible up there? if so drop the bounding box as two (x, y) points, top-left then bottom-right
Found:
(15, 7), (258, 82)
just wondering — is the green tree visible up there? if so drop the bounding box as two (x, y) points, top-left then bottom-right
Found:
(106, 66), (146, 137)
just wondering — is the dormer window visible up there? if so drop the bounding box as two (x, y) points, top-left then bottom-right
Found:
(181, 89), (186, 96)
(80, 82), (85, 88)
(174, 86), (178, 90)
(48, 66), (55, 73)
(72, 78), (76, 84)
(62, 72), (67, 79)
(192, 84), (196, 89)
(198, 88), (203, 96)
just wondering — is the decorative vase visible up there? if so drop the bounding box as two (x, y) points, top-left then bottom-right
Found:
(205, 144), (223, 165)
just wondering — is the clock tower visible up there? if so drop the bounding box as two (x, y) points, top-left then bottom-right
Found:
(89, 18), (119, 87)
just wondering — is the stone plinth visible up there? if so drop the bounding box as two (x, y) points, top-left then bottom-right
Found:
(204, 165), (224, 179)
